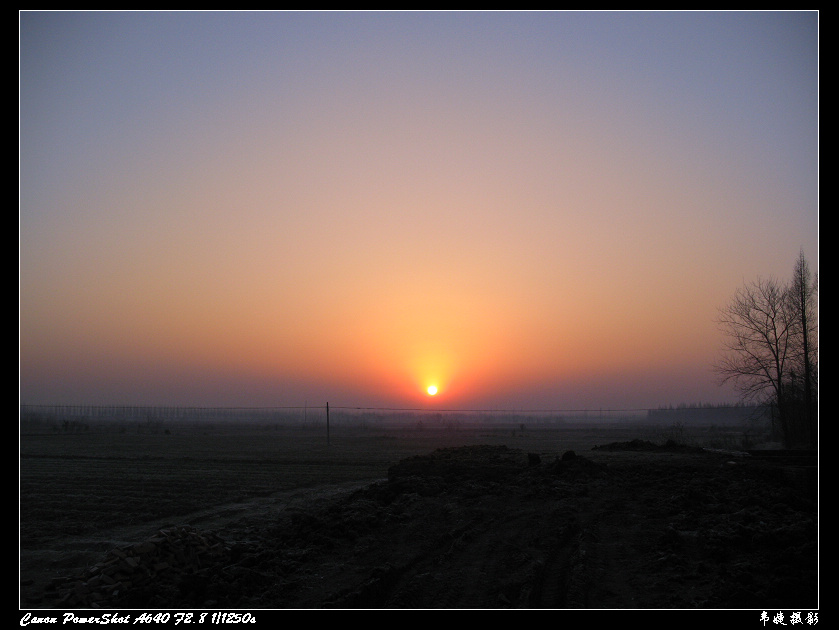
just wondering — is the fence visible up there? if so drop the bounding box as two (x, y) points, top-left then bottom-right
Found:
(20, 402), (768, 430)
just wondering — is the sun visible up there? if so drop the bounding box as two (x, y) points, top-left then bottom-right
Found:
(426, 385), (438, 396)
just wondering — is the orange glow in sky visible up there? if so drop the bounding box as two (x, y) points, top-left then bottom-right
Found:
(19, 12), (817, 410)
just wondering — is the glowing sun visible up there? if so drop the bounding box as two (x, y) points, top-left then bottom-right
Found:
(426, 385), (438, 396)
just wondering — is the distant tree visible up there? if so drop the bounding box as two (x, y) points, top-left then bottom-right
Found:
(785, 251), (818, 444)
(714, 253), (818, 447)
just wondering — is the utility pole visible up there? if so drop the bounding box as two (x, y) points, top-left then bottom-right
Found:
(326, 402), (330, 445)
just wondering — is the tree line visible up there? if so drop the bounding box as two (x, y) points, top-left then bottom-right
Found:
(715, 251), (817, 448)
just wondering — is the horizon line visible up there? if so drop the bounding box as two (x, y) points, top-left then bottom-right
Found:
(20, 401), (758, 414)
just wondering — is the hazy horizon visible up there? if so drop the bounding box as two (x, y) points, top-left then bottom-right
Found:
(19, 11), (818, 412)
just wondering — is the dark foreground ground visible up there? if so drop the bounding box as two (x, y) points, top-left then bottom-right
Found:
(24, 440), (817, 610)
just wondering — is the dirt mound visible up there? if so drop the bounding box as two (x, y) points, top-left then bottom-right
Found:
(388, 444), (524, 482)
(32, 444), (818, 610)
(592, 438), (706, 453)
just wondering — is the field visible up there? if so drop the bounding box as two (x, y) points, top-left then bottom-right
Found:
(20, 419), (818, 610)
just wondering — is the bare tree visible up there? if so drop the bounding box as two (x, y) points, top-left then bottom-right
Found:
(715, 276), (793, 403)
(786, 250), (818, 444)
(715, 253), (818, 447)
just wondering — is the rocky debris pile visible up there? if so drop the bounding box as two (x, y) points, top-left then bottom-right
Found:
(48, 525), (231, 608)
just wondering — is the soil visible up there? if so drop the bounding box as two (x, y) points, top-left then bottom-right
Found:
(22, 441), (818, 610)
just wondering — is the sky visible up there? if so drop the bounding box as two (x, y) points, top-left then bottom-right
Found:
(19, 11), (818, 411)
